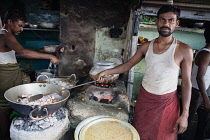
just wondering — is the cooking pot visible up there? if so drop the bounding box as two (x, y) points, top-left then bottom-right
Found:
(47, 77), (77, 89)
(44, 45), (59, 53)
(36, 74), (77, 87)
(4, 83), (70, 120)
(35, 69), (55, 81)
(193, 22), (205, 29)
(40, 22), (57, 29)
(89, 61), (119, 84)
(48, 74), (77, 83)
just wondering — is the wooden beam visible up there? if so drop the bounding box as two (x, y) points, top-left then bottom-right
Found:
(142, 1), (210, 11)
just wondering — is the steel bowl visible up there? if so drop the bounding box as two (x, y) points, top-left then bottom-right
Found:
(4, 83), (70, 120)
(41, 22), (57, 29)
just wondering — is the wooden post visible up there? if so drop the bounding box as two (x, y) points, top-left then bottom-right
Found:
(126, 9), (141, 112)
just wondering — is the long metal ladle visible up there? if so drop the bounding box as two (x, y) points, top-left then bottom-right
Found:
(28, 80), (97, 102)
(28, 75), (113, 102)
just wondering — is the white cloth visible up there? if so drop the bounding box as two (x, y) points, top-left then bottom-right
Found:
(142, 38), (180, 95)
(191, 48), (210, 95)
(0, 50), (17, 64)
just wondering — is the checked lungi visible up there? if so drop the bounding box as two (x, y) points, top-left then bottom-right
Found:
(133, 85), (180, 140)
(0, 63), (22, 109)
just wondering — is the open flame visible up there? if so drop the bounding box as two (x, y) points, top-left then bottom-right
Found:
(98, 96), (113, 102)
(95, 83), (115, 88)
(32, 113), (54, 121)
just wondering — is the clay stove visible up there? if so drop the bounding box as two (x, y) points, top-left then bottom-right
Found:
(67, 80), (130, 128)
(10, 107), (70, 140)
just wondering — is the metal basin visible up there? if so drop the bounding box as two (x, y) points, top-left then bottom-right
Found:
(4, 83), (70, 120)
(35, 69), (55, 80)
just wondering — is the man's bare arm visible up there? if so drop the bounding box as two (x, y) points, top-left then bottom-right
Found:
(4, 33), (59, 64)
(96, 41), (149, 80)
(180, 46), (193, 117)
(175, 44), (193, 134)
(196, 51), (210, 112)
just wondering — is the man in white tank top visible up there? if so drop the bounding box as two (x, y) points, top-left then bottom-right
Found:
(181, 26), (210, 140)
(96, 5), (193, 140)
(0, 9), (60, 139)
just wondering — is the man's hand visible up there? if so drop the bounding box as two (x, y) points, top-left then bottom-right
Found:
(174, 115), (188, 134)
(50, 55), (59, 65)
(95, 71), (108, 83)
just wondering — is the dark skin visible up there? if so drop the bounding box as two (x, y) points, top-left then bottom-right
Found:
(0, 19), (59, 64)
(195, 45), (210, 113)
(0, 18), (59, 139)
(96, 12), (193, 134)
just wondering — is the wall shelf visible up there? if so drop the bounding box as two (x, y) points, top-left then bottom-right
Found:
(142, 1), (210, 11)
(140, 5), (210, 21)
(23, 28), (59, 32)
(139, 23), (204, 34)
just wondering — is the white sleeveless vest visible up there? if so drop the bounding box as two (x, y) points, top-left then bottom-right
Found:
(142, 38), (180, 95)
(0, 50), (17, 64)
(191, 48), (210, 92)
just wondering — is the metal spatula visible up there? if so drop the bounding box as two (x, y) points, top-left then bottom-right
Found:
(28, 81), (96, 102)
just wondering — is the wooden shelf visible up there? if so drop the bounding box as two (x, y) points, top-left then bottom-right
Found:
(140, 5), (210, 21)
(139, 23), (204, 34)
(23, 28), (59, 32)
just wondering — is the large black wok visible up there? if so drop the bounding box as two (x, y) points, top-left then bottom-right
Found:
(4, 83), (70, 120)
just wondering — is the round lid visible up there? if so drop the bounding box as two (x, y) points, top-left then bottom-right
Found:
(78, 117), (140, 140)
(95, 61), (115, 66)
(105, 58), (122, 66)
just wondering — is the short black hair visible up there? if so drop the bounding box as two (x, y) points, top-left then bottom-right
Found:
(204, 25), (210, 43)
(157, 5), (181, 20)
(4, 9), (25, 24)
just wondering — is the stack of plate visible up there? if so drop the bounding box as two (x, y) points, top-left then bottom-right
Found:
(74, 116), (140, 140)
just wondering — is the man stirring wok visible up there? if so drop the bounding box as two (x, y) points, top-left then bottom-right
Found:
(0, 9), (59, 139)
(96, 5), (193, 140)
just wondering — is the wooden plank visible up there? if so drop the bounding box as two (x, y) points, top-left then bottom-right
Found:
(141, 6), (210, 21)
(126, 10), (141, 110)
(143, 0), (210, 6)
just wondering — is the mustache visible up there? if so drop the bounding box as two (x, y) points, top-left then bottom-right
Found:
(160, 26), (171, 30)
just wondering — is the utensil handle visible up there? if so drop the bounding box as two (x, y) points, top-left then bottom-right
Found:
(29, 107), (48, 120)
(48, 62), (53, 69)
(68, 81), (96, 89)
(44, 81), (97, 96)
(44, 75), (112, 96)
